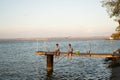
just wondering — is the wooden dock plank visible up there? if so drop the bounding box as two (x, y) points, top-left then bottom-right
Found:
(36, 51), (114, 58)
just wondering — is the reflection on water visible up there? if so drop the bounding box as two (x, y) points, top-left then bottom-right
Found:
(0, 39), (119, 80)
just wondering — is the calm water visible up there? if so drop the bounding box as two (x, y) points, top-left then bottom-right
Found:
(0, 39), (120, 80)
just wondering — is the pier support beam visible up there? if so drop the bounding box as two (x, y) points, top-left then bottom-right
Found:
(46, 54), (53, 74)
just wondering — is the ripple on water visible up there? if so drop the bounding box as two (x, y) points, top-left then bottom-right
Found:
(0, 40), (114, 80)
(36, 57), (111, 80)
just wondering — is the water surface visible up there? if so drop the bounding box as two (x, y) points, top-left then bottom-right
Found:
(0, 39), (119, 80)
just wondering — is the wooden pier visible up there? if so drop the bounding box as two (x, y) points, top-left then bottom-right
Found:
(36, 51), (114, 58)
(36, 51), (120, 74)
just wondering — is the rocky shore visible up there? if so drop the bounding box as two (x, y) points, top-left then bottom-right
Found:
(110, 59), (120, 80)
(109, 32), (120, 40)
(110, 66), (120, 80)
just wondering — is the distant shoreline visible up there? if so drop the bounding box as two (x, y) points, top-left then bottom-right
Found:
(0, 36), (109, 40)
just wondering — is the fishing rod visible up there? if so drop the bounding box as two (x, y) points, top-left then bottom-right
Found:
(36, 39), (39, 51)
(111, 40), (115, 53)
(54, 41), (72, 64)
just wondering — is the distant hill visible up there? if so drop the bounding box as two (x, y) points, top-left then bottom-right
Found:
(0, 36), (108, 40)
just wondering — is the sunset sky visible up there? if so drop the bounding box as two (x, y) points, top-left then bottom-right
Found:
(0, 0), (118, 38)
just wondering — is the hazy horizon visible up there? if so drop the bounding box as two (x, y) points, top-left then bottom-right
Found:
(0, 36), (109, 40)
(0, 0), (118, 39)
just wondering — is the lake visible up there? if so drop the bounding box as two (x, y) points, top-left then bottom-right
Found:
(0, 38), (120, 80)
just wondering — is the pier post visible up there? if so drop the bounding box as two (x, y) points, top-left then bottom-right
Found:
(46, 54), (53, 74)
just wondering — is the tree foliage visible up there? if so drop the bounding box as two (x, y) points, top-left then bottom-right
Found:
(101, 0), (120, 19)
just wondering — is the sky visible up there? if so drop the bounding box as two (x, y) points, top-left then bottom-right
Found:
(0, 0), (118, 38)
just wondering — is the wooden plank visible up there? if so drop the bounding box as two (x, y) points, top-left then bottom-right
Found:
(36, 51), (54, 55)
(35, 51), (115, 58)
